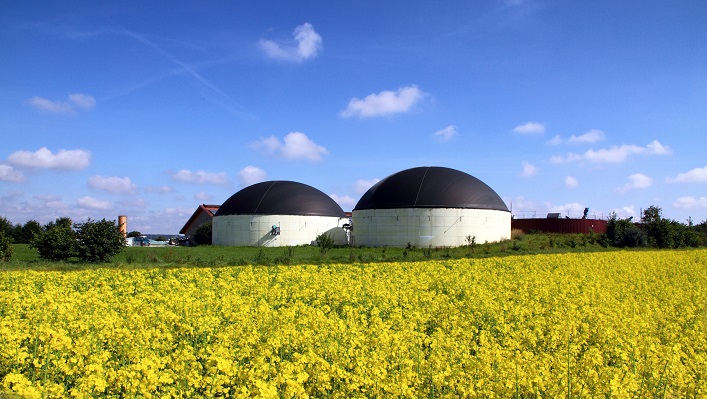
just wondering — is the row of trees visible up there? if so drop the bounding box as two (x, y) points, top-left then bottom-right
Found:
(0, 216), (125, 263)
(603, 205), (706, 248)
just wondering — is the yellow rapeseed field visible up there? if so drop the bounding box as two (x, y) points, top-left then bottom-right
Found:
(1, 250), (706, 398)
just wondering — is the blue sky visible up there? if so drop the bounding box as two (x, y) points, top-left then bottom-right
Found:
(1, 1), (706, 234)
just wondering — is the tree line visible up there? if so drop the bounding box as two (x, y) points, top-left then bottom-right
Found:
(0, 216), (125, 263)
(603, 205), (706, 248)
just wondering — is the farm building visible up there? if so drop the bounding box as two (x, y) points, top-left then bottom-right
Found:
(512, 213), (607, 234)
(212, 181), (348, 247)
(352, 166), (511, 247)
(179, 204), (220, 244)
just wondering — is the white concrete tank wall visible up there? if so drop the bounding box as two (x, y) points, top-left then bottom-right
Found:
(213, 214), (348, 247)
(352, 208), (511, 247)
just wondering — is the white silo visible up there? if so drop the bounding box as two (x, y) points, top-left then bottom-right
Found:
(352, 166), (511, 247)
(212, 181), (348, 247)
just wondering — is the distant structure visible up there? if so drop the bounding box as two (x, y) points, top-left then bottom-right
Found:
(511, 208), (607, 234)
(212, 181), (348, 247)
(118, 215), (127, 238)
(352, 166), (511, 247)
(180, 204), (220, 244)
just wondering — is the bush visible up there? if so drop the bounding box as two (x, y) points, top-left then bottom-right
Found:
(193, 222), (212, 246)
(31, 224), (76, 261)
(0, 233), (12, 262)
(74, 218), (125, 262)
(315, 232), (334, 255)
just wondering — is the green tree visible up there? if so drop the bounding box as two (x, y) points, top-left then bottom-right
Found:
(44, 217), (72, 231)
(0, 217), (14, 240)
(603, 212), (647, 248)
(127, 231), (142, 238)
(31, 223), (76, 261)
(19, 220), (43, 244)
(193, 222), (212, 245)
(0, 232), (12, 262)
(74, 218), (126, 262)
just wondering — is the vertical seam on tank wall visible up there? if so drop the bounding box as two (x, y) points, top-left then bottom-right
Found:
(413, 167), (430, 207)
(254, 181), (276, 214)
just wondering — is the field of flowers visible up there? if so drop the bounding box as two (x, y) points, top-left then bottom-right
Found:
(1, 249), (706, 398)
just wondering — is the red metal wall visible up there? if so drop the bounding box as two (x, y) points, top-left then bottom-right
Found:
(511, 218), (607, 234)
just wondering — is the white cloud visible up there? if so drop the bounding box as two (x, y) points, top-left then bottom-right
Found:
(513, 121), (545, 134)
(27, 93), (95, 113)
(340, 85), (426, 118)
(259, 23), (322, 62)
(666, 166), (707, 183)
(68, 93), (96, 110)
(564, 176), (578, 189)
(88, 175), (137, 194)
(8, 147), (91, 170)
(194, 192), (213, 201)
(673, 196), (707, 209)
(549, 202), (585, 216)
(550, 140), (671, 164)
(354, 178), (380, 194)
(238, 166), (267, 187)
(252, 132), (328, 161)
(169, 169), (229, 185)
(520, 161), (538, 177)
(329, 194), (357, 210)
(548, 129), (605, 145)
(616, 173), (653, 193)
(0, 165), (25, 182)
(77, 196), (111, 210)
(611, 206), (639, 220)
(433, 125), (458, 141)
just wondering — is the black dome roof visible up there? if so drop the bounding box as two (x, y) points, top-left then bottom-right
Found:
(215, 181), (345, 217)
(353, 166), (509, 212)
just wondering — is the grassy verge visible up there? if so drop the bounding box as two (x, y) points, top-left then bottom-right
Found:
(0, 232), (631, 271)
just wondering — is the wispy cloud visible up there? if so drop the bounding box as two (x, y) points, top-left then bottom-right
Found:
(8, 147), (91, 170)
(238, 166), (267, 187)
(259, 23), (323, 62)
(329, 193), (357, 210)
(564, 176), (578, 189)
(88, 175), (137, 194)
(513, 121), (545, 134)
(616, 173), (653, 193)
(548, 129), (605, 145)
(251, 132), (328, 161)
(194, 192), (213, 202)
(0, 165), (25, 183)
(550, 140), (671, 164)
(433, 125), (458, 142)
(340, 85), (426, 118)
(27, 93), (95, 114)
(168, 169), (229, 185)
(666, 166), (707, 183)
(77, 196), (111, 210)
(520, 161), (538, 177)
(673, 196), (707, 209)
(354, 178), (380, 194)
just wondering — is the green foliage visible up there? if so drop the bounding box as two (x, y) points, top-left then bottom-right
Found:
(193, 222), (212, 246)
(0, 217), (14, 241)
(18, 220), (43, 244)
(127, 231), (142, 238)
(31, 223), (76, 261)
(0, 232), (12, 262)
(604, 212), (647, 248)
(74, 218), (126, 263)
(315, 232), (334, 255)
